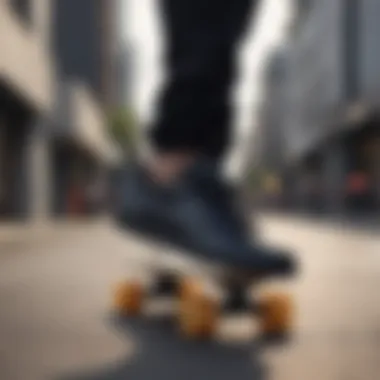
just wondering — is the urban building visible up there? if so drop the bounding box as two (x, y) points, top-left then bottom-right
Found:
(50, 0), (119, 216)
(255, 49), (291, 207)
(357, 0), (380, 210)
(52, 0), (118, 108)
(257, 49), (289, 172)
(0, 0), (54, 221)
(258, 0), (380, 215)
(115, 43), (132, 108)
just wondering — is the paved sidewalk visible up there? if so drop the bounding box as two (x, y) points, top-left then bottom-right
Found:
(261, 210), (380, 235)
(0, 223), (53, 253)
(1, 217), (380, 379)
(0, 217), (107, 245)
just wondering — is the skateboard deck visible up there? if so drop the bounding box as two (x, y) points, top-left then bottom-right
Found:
(112, 241), (294, 340)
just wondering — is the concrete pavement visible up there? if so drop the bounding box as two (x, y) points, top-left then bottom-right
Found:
(0, 216), (379, 379)
(258, 214), (380, 380)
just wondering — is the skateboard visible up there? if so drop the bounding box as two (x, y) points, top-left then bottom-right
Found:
(112, 244), (294, 340)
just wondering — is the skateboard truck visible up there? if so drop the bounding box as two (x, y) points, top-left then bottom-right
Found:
(112, 268), (294, 341)
(150, 271), (180, 296)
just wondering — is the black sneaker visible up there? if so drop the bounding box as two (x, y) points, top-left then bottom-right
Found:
(111, 159), (295, 277)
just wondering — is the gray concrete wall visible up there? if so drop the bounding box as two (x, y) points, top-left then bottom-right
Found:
(259, 49), (291, 171)
(321, 142), (348, 214)
(358, 0), (380, 107)
(285, 0), (352, 161)
(25, 118), (51, 222)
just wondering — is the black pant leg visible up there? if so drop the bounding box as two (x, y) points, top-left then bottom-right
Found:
(150, 0), (258, 159)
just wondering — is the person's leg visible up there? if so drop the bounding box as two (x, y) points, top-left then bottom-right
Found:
(150, 0), (258, 160)
(115, 0), (295, 276)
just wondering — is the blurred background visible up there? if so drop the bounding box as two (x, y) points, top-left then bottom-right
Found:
(1, 0), (380, 379)
(248, 0), (380, 221)
(0, 0), (141, 223)
(1, 0), (379, 224)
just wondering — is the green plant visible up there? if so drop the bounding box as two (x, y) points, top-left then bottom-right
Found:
(245, 166), (263, 191)
(108, 107), (139, 156)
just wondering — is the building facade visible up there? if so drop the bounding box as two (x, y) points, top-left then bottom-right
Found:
(258, 50), (289, 170)
(0, 0), (54, 221)
(356, 0), (380, 210)
(258, 0), (380, 214)
(0, 0), (120, 221)
(50, 0), (120, 216)
(115, 43), (132, 108)
(52, 0), (118, 109)
(255, 49), (291, 206)
(283, 0), (353, 212)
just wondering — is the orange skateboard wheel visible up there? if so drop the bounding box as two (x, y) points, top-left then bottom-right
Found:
(178, 278), (218, 339)
(113, 281), (144, 316)
(258, 291), (293, 336)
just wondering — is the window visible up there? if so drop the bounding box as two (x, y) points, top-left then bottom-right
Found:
(9, 0), (32, 28)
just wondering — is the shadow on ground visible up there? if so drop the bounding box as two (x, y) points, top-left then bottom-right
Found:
(56, 315), (268, 380)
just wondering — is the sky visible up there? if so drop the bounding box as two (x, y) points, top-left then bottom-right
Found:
(121, 0), (294, 174)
